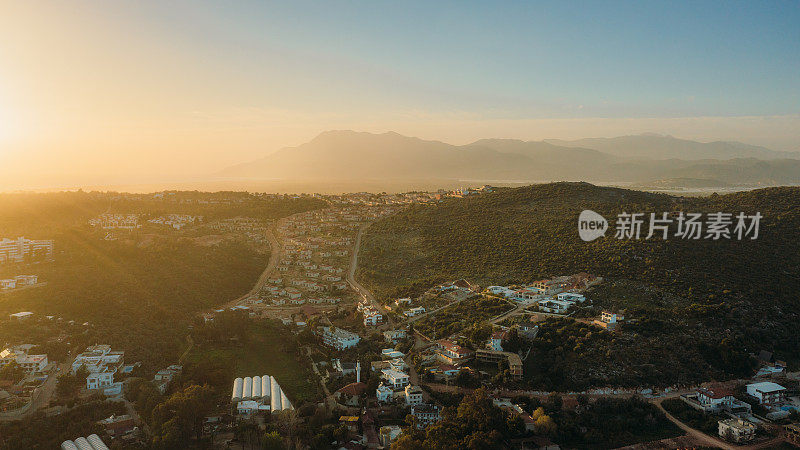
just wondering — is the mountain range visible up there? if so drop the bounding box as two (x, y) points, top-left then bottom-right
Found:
(219, 130), (800, 186)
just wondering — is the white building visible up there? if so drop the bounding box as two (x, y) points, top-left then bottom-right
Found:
(0, 237), (54, 264)
(557, 292), (586, 303)
(746, 382), (786, 405)
(405, 384), (423, 405)
(0, 348), (48, 374)
(381, 369), (409, 389)
(86, 371), (115, 390)
(538, 299), (571, 314)
(321, 327), (361, 351)
(376, 384), (393, 403)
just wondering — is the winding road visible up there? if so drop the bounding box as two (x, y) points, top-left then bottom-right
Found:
(347, 224), (395, 328)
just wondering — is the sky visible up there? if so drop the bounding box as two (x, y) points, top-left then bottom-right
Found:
(0, 0), (798, 190)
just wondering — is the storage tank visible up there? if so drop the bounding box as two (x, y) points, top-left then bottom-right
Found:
(232, 377), (244, 401)
(252, 376), (261, 398)
(74, 437), (94, 450)
(61, 441), (79, 450)
(243, 377), (253, 400)
(261, 375), (271, 400)
(87, 434), (110, 450)
(270, 377), (282, 411)
(281, 390), (292, 411)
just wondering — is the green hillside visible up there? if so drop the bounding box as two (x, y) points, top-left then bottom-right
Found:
(358, 182), (800, 388)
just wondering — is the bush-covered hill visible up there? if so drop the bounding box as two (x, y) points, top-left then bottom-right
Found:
(358, 182), (800, 387)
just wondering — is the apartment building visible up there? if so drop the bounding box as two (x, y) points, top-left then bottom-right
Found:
(0, 237), (54, 263)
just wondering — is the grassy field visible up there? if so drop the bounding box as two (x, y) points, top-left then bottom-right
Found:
(414, 295), (514, 339)
(186, 322), (321, 404)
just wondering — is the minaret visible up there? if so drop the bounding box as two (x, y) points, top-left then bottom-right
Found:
(356, 361), (361, 383)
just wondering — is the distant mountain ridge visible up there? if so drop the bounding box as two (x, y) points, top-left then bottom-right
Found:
(219, 130), (800, 186)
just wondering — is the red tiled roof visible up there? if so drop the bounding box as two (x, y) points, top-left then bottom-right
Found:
(336, 382), (367, 396)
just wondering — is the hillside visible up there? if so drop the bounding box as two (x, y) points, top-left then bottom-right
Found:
(357, 183), (800, 388)
(219, 130), (800, 186)
(545, 134), (799, 160)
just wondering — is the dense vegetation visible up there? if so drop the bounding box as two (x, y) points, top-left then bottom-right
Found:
(359, 182), (800, 387)
(0, 191), (324, 372)
(0, 400), (127, 450)
(414, 296), (514, 339)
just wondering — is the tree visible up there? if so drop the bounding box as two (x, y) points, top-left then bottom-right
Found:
(262, 431), (283, 450)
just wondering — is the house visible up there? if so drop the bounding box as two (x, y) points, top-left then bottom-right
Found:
(405, 385), (423, 405)
(475, 349), (523, 380)
(531, 279), (568, 295)
(381, 369), (409, 389)
(87, 371), (115, 390)
(395, 298), (412, 306)
(538, 299), (571, 314)
(428, 364), (461, 380)
(718, 418), (757, 443)
(681, 385), (751, 414)
(488, 331), (506, 352)
(410, 404), (440, 428)
(376, 383), (393, 403)
(516, 322), (540, 340)
(746, 381), (786, 405)
(153, 365), (182, 394)
(557, 292), (585, 303)
(434, 340), (473, 366)
(0, 348), (48, 374)
(97, 414), (137, 437)
(383, 329), (407, 344)
(381, 349), (405, 359)
(320, 327), (361, 351)
(594, 310), (625, 330)
(9, 311), (33, 321)
(335, 382), (366, 407)
(333, 359), (359, 377)
(404, 306), (426, 317)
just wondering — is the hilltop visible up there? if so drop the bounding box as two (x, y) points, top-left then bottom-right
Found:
(219, 131), (800, 186)
(356, 182), (800, 388)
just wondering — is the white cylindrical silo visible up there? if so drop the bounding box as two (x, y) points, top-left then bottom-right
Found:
(252, 376), (261, 398)
(270, 377), (282, 411)
(61, 441), (79, 450)
(281, 390), (292, 411)
(243, 377), (253, 400)
(87, 434), (110, 450)
(74, 437), (93, 450)
(232, 377), (243, 401)
(261, 375), (271, 400)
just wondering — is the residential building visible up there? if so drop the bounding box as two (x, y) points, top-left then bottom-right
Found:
(538, 299), (571, 314)
(0, 347), (48, 374)
(0, 237), (54, 263)
(476, 349), (523, 380)
(383, 329), (407, 344)
(405, 384), (423, 405)
(376, 383), (393, 403)
(681, 385), (751, 414)
(320, 327), (361, 351)
(557, 292), (586, 303)
(718, 418), (757, 443)
(334, 382), (366, 407)
(746, 381), (786, 405)
(381, 369), (409, 389)
(410, 404), (441, 429)
(488, 331), (506, 351)
(87, 371), (115, 390)
(434, 340), (473, 366)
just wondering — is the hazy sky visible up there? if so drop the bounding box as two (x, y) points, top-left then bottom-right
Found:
(1, 0), (798, 189)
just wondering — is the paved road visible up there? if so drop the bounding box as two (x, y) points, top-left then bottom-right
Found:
(221, 224), (282, 309)
(347, 224), (395, 328)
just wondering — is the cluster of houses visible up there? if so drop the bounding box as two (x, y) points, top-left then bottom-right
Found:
(487, 273), (602, 310)
(152, 364), (182, 394)
(71, 345), (125, 396)
(88, 214), (141, 230)
(357, 301), (384, 326)
(679, 379), (798, 444)
(147, 214), (202, 230)
(0, 344), (49, 375)
(0, 237), (54, 264)
(0, 274), (39, 291)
